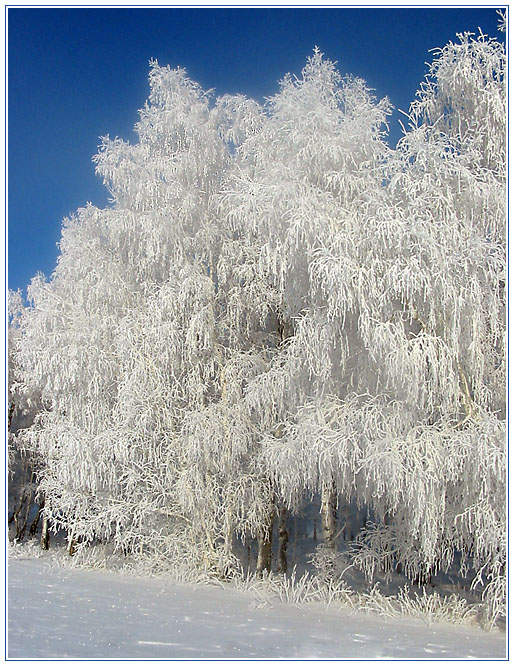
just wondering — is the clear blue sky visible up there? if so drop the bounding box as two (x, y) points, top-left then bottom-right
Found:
(8, 6), (504, 294)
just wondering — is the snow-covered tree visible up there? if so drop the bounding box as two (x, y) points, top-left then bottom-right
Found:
(217, 49), (393, 558)
(15, 62), (234, 568)
(8, 290), (41, 543)
(12, 25), (505, 626)
(371, 28), (506, 621)
(217, 34), (505, 620)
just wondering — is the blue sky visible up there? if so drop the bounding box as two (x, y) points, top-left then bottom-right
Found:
(8, 6), (504, 294)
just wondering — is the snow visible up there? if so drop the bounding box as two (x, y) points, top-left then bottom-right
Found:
(8, 558), (506, 659)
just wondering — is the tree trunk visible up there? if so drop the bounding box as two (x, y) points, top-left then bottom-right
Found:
(278, 505), (289, 574)
(341, 500), (352, 542)
(8, 401), (15, 430)
(256, 509), (274, 576)
(255, 313), (291, 577)
(40, 514), (50, 550)
(30, 497), (45, 536)
(321, 478), (338, 551)
(13, 491), (30, 541)
(68, 532), (77, 556)
(219, 501), (234, 579)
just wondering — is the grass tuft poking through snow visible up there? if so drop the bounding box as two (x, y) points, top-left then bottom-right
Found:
(8, 551), (506, 659)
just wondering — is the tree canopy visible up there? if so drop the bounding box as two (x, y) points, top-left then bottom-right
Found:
(9, 25), (506, 627)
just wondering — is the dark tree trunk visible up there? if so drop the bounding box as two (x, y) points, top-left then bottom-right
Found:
(8, 402), (15, 430)
(13, 490), (31, 541)
(256, 510), (274, 576)
(30, 497), (45, 536)
(278, 505), (289, 574)
(68, 532), (77, 556)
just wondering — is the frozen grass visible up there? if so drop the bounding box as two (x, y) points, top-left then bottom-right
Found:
(8, 538), (493, 632)
(358, 583), (478, 626)
(8, 551), (506, 659)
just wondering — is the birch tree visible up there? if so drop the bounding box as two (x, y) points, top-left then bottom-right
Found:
(8, 290), (40, 542)
(12, 26), (505, 623)
(373, 28), (506, 619)
(219, 49), (393, 557)
(15, 62), (233, 569)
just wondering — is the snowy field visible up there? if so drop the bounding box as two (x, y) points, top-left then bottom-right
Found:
(8, 557), (506, 659)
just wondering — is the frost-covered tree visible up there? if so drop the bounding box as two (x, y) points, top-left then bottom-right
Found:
(366, 28), (506, 621)
(217, 34), (505, 620)
(15, 62), (235, 568)
(260, 30), (504, 620)
(8, 290), (41, 543)
(218, 49), (393, 557)
(12, 25), (505, 626)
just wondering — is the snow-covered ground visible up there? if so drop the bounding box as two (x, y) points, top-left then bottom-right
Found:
(8, 557), (506, 659)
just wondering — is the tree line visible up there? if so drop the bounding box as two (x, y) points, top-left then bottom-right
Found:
(8, 24), (506, 627)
